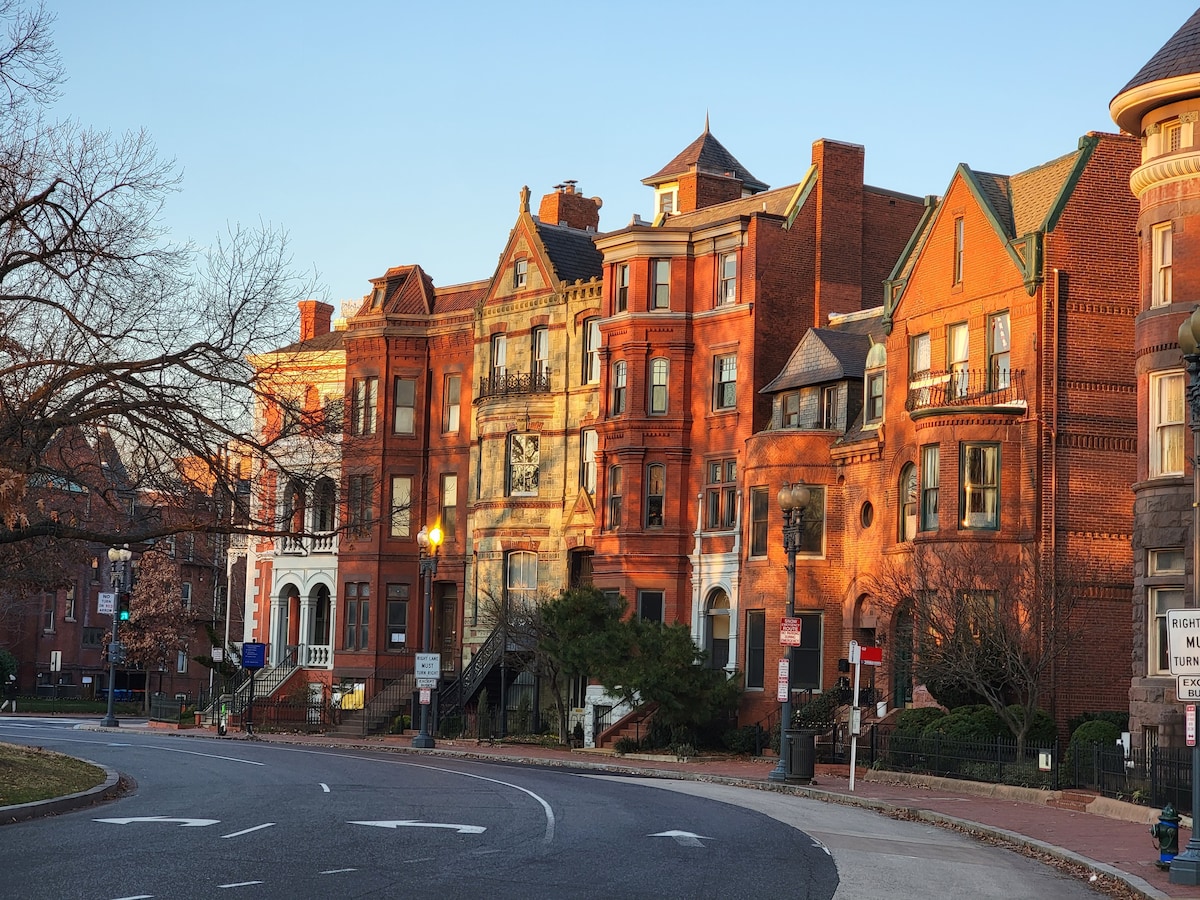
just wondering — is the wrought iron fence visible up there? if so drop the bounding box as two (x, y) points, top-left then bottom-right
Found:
(246, 696), (328, 733)
(148, 693), (188, 724)
(905, 369), (1025, 412)
(477, 370), (552, 399)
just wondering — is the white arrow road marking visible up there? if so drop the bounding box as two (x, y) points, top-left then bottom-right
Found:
(650, 830), (711, 847)
(111, 895), (154, 899)
(95, 816), (220, 827)
(319, 782), (330, 792)
(221, 823), (275, 838)
(350, 820), (486, 834)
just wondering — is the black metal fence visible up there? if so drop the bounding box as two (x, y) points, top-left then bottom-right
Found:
(243, 696), (328, 733)
(148, 693), (188, 724)
(856, 725), (1194, 814)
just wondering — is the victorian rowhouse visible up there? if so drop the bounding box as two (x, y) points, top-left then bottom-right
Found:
(590, 126), (925, 684)
(466, 184), (604, 700)
(1111, 9), (1200, 750)
(740, 131), (1139, 732)
(244, 300), (347, 682)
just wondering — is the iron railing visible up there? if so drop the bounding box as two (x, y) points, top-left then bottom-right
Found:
(335, 652), (418, 737)
(905, 369), (1025, 412)
(439, 623), (507, 728)
(477, 370), (551, 400)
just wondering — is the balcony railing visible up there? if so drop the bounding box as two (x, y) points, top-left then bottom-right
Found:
(477, 369), (551, 400)
(905, 369), (1025, 413)
(277, 532), (338, 556)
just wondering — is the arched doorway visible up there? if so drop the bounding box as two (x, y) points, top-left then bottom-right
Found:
(706, 588), (730, 669)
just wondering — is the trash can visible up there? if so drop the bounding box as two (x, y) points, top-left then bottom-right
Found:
(785, 728), (817, 784)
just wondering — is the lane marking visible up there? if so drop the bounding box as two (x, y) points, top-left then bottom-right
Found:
(319, 782), (330, 792)
(218, 882), (263, 889)
(112, 895), (154, 899)
(350, 819), (486, 834)
(96, 816), (219, 827)
(650, 829), (710, 847)
(320, 868), (357, 875)
(221, 823), (275, 838)
(1, 733), (263, 766)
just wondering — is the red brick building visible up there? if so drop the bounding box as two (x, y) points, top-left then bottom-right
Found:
(741, 132), (1140, 732)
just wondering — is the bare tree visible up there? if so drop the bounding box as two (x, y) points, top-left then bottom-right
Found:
(867, 542), (1088, 752)
(0, 1), (328, 550)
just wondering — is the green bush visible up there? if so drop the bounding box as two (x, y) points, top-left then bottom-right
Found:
(1014, 707), (1057, 745)
(1064, 719), (1123, 780)
(722, 725), (762, 755)
(893, 707), (946, 736)
(1070, 719), (1122, 748)
(613, 736), (639, 754)
(923, 709), (993, 741)
(1067, 710), (1129, 736)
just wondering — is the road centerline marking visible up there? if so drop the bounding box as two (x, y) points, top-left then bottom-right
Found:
(221, 823), (275, 838)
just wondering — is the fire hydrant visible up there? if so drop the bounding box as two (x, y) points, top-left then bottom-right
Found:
(1151, 802), (1181, 869)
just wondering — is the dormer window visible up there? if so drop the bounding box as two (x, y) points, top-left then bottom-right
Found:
(657, 189), (677, 216)
(864, 339), (887, 425)
(514, 258), (528, 289)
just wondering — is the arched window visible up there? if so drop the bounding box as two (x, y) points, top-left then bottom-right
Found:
(649, 358), (669, 414)
(283, 479), (306, 535)
(506, 550), (539, 613)
(313, 477), (337, 533)
(646, 464), (665, 528)
(899, 463), (917, 541)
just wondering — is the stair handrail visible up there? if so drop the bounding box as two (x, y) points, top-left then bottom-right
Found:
(439, 622), (508, 722)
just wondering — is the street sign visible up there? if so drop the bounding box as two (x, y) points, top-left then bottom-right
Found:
(97, 592), (115, 615)
(1167, 610), (1200, 675)
(1189, 705), (1197, 748)
(415, 653), (441, 680)
(211, 647), (224, 663)
(1180, 676), (1200, 701)
(419, 688), (432, 706)
(416, 678), (438, 689)
(776, 659), (789, 702)
(780, 617), (802, 646)
(242, 642), (266, 670)
(860, 646), (883, 666)
(50, 651), (61, 672)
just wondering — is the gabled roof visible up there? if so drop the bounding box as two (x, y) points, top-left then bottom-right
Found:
(534, 220), (603, 284)
(643, 124), (768, 193)
(760, 316), (880, 394)
(883, 135), (1100, 329)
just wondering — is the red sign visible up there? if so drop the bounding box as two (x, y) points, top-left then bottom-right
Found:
(420, 688), (432, 706)
(860, 646), (883, 666)
(780, 617), (802, 646)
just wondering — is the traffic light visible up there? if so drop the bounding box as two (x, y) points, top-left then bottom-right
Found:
(118, 592), (131, 622)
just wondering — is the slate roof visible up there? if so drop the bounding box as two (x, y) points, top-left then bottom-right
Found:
(534, 220), (603, 284)
(274, 329), (345, 355)
(658, 182), (797, 230)
(760, 314), (882, 394)
(1118, 10), (1200, 95)
(966, 143), (1087, 242)
(435, 279), (489, 313)
(643, 126), (769, 193)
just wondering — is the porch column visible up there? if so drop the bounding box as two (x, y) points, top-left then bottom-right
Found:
(297, 595), (314, 668)
(269, 596), (286, 666)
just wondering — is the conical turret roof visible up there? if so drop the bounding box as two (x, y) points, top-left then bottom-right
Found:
(1112, 11), (1200, 133)
(642, 122), (768, 193)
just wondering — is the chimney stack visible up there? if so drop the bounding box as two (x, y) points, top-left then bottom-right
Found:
(538, 182), (602, 232)
(298, 300), (335, 341)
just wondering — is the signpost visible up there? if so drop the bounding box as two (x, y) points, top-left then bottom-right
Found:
(779, 617), (802, 647)
(1180, 676), (1200, 702)
(97, 592), (115, 616)
(415, 653), (441, 680)
(241, 642), (266, 735)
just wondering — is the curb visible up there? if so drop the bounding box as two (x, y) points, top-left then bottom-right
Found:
(1, 756), (123, 826)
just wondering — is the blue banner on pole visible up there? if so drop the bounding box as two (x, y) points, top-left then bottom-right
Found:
(242, 642), (266, 670)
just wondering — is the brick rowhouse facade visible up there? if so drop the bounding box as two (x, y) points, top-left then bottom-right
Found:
(591, 127), (926, 725)
(740, 132), (1139, 734)
(1112, 10), (1200, 750)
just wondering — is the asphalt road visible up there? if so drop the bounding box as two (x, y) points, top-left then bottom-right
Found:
(0, 719), (1103, 900)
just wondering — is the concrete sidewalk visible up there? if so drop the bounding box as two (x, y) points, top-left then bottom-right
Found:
(28, 720), (1200, 900)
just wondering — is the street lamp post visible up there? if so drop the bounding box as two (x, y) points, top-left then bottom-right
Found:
(100, 544), (132, 728)
(768, 482), (809, 783)
(1175, 309), (1200, 885)
(413, 524), (443, 750)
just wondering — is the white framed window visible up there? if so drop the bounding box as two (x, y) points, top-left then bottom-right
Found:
(612, 361), (627, 414)
(579, 429), (597, 494)
(1151, 371), (1186, 478)
(507, 550), (539, 611)
(514, 258), (528, 289)
(441, 473), (458, 543)
(948, 322), (969, 398)
(177, 649), (188, 674)
(821, 385), (838, 429)
(899, 463), (917, 541)
(714, 354), (737, 410)
(910, 332), (931, 379)
(616, 264), (629, 313)
(646, 463), (666, 528)
(718, 252), (737, 305)
(960, 443), (999, 530)
(443, 375), (461, 433)
(988, 313), (1010, 391)
(181, 582), (192, 611)
(864, 372), (884, 424)
(583, 318), (601, 384)
(507, 433), (540, 497)
(390, 475), (412, 537)
(649, 358), (669, 414)
(491, 334), (507, 382)
(920, 444), (939, 532)
(607, 465), (622, 530)
(1153, 222), (1173, 308)
(1164, 119), (1183, 154)
(1151, 586), (1184, 676)
(651, 259), (670, 310)
(657, 189), (677, 216)
(351, 376), (378, 436)
(532, 326), (549, 378)
(393, 376), (416, 435)
(638, 589), (665, 623)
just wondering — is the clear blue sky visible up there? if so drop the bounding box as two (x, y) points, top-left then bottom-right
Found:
(46, 2), (1199, 313)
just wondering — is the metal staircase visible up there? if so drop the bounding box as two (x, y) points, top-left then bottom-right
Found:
(202, 647), (298, 719)
(330, 656), (417, 737)
(438, 623), (508, 727)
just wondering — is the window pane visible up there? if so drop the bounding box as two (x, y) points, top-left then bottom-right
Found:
(746, 610), (765, 689)
(750, 487), (768, 556)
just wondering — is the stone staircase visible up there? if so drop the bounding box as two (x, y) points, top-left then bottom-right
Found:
(596, 703), (657, 750)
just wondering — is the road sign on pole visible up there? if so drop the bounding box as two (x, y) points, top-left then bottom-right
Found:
(776, 659), (789, 702)
(98, 592), (115, 615)
(1189, 705), (1197, 748)
(419, 688), (432, 706)
(780, 618), (802, 646)
(415, 653), (441, 681)
(1180, 676), (1200, 701)
(1167, 610), (1200, 675)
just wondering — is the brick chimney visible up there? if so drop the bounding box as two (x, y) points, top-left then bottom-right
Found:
(538, 182), (602, 232)
(811, 139), (865, 320)
(298, 300), (334, 341)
